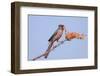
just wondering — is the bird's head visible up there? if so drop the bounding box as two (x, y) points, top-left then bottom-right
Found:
(58, 24), (64, 30)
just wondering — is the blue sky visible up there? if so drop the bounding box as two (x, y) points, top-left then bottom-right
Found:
(28, 15), (88, 61)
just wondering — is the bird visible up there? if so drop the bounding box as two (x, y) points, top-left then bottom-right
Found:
(44, 24), (65, 58)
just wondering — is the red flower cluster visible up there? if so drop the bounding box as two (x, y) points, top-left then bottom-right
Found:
(65, 32), (85, 40)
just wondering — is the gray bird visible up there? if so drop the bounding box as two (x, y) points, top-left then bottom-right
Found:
(44, 24), (65, 58)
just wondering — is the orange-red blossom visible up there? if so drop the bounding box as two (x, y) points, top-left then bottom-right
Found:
(65, 32), (86, 40)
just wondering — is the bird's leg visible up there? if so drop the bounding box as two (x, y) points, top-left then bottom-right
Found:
(56, 40), (63, 45)
(56, 39), (61, 43)
(52, 40), (61, 49)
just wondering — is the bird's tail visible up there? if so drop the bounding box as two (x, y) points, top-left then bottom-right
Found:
(44, 41), (54, 58)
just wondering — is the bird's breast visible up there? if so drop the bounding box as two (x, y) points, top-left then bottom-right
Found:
(55, 30), (63, 39)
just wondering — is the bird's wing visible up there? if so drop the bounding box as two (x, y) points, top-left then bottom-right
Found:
(48, 29), (58, 42)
